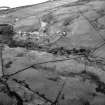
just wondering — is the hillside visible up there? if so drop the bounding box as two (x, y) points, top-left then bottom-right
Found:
(0, 0), (105, 105)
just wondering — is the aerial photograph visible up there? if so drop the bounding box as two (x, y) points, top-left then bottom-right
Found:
(0, 0), (105, 105)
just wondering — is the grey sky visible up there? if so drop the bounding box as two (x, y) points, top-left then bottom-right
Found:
(0, 0), (78, 8)
(0, 0), (48, 8)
